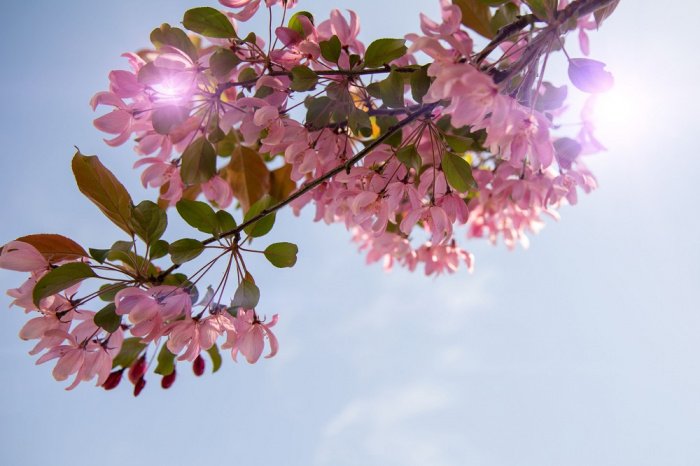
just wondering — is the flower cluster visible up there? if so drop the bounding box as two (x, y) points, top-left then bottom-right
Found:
(0, 240), (278, 392)
(2, 0), (619, 392)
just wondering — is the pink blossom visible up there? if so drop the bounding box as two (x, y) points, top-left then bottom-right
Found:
(0, 241), (49, 273)
(223, 309), (278, 364)
(115, 286), (192, 342)
(166, 314), (227, 361)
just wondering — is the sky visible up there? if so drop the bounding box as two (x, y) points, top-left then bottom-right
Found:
(1, 1), (699, 465)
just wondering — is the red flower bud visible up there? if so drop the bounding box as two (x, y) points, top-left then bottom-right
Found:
(161, 368), (177, 389)
(128, 356), (147, 384)
(133, 377), (146, 397)
(193, 355), (205, 376)
(102, 370), (124, 390)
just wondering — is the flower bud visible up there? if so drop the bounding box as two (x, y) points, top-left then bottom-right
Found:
(128, 356), (147, 384)
(102, 370), (124, 390)
(568, 58), (614, 94)
(133, 377), (146, 397)
(161, 369), (177, 389)
(193, 355), (205, 376)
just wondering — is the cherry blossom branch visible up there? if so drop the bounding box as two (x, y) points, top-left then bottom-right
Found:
(156, 102), (437, 281)
(225, 65), (420, 88)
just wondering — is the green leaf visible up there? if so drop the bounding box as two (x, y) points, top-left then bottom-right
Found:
(523, 0), (557, 20)
(288, 11), (314, 37)
(169, 239), (205, 265)
(94, 303), (121, 333)
(181, 137), (217, 185)
(33, 262), (96, 307)
(243, 195), (276, 238)
(131, 200), (168, 244)
(290, 65), (318, 92)
(183, 7), (236, 39)
(320, 35), (341, 63)
(264, 242), (298, 268)
(155, 345), (177, 376)
(490, 3), (520, 33)
(210, 47), (241, 78)
(150, 23), (198, 62)
(98, 283), (127, 302)
(379, 70), (405, 108)
(375, 115), (403, 148)
(364, 38), (407, 68)
(215, 210), (237, 237)
(89, 248), (110, 264)
(395, 145), (422, 172)
(410, 65), (431, 103)
(441, 152), (476, 193)
(176, 199), (218, 234)
(305, 96), (333, 130)
(112, 337), (147, 369)
(348, 108), (372, 137)
(207, 344), (222, 373)
(444, 134), (474, 153)
(232, 277), (260, 309)
(452, 0), (494, 38)
(151, 105), (189, 135)
(150, 240), (170, 260)
(72, 151), (134, 235)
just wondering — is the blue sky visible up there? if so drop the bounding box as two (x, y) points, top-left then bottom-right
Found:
(1, 1), (699, 465)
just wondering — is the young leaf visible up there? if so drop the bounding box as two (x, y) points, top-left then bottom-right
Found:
(89, 248), (110, 264)
(182, 7), (237, 39)
(112, 338), (147, 369)
(94, 303), (121, 333)
(243, 195), (276, 238)
(232, 277), (260, 309)
(155, 345), (177, 376)
(288, 11), (314, 36)
(441, 152), (476, 193)
(32, 262), (96, 307)
(169, 239), (205, 265)
(181, 137), (217, 185)
(210, 47), (241, 78)
(72, 151), (134, 235)
(15, 234), (88, 263)
(320, 35), (341, 63)
(364, 38), (407, 68)
(290, 65), (318, 92)
(131, 201), (168, 244)
(207, 344), (223, 373)
(176, 199), (218, 234)
(264, 242), (298, 268)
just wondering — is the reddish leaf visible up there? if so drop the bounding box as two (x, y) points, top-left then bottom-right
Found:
(14, 234), (88, 263)
(269, 164), (297, 202)
(222, 147), (270, 212)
